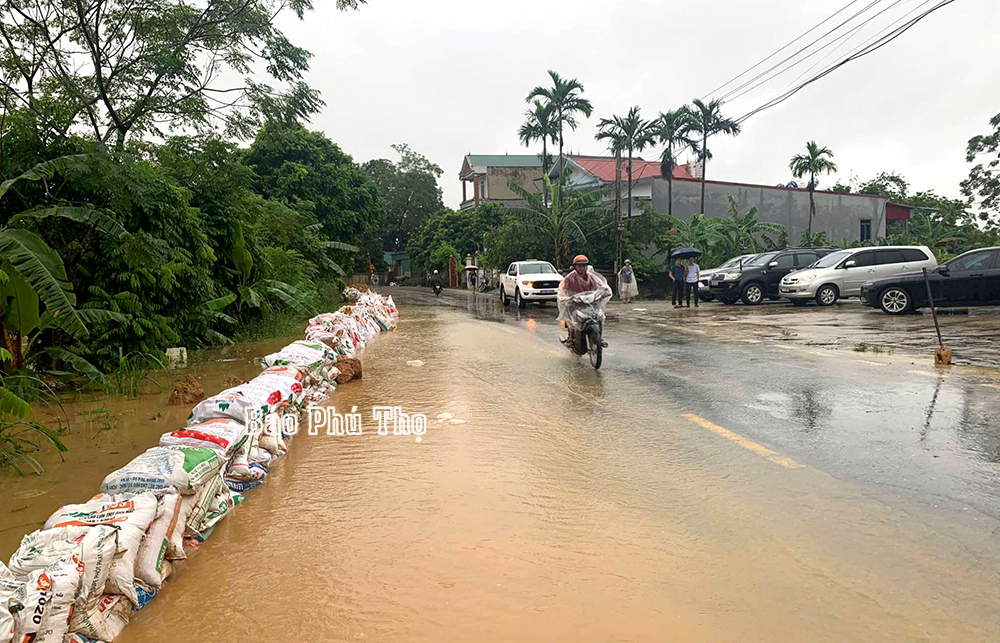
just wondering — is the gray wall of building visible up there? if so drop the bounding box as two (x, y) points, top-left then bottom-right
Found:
(650, 179), (887, 243)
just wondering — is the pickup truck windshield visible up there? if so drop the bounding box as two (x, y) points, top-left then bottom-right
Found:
(519, 263), (557, 274)
(745, 252), (778, 267)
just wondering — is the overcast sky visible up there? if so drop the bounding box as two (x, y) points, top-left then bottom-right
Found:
(277, 0), (999, 209)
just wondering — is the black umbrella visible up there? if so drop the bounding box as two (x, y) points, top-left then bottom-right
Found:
(671, 247), (702, 259)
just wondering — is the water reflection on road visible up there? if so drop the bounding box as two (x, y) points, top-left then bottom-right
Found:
(110, 288), (1000, 642)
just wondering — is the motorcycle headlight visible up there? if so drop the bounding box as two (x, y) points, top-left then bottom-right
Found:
(722, 272), (742, 281)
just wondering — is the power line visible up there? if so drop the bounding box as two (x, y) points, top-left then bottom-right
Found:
(716, 0), (885, 103)
(734, 0), (958, 125)
(701, 0), (865, 100)
(778, 0), (932, 95)
(722, 0), (910, 106)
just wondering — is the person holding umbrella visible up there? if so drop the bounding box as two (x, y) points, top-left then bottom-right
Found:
(670, 257), (685, 308)
(671, 248), (702, 308)
(618, 259), (639, 304)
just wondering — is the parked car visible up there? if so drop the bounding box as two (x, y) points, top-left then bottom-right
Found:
(500, 260), (563, 309)
(780, 246), (937, 306)
(860, 247), (1000, 315)
(698, 254), (759, 302)
(709, 248), (836, 305)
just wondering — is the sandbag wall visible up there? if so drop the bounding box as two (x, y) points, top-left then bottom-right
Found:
(0, 289), (397, 643)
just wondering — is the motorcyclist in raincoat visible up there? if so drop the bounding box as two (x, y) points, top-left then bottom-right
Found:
(558, 255), (611, 348)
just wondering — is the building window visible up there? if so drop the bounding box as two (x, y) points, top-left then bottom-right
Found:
(860, 219), (872, 242)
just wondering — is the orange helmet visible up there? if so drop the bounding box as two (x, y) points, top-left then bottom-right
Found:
(572, 254), (589, 265)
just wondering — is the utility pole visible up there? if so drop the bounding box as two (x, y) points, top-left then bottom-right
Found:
(614, 150), (623, 289)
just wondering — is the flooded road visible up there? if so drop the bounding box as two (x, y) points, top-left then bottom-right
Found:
(7, 287), (1000, 641)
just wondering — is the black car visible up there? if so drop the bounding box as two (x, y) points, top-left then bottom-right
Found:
(860, 247), (1000, 315)
(708, 248), (836, 305)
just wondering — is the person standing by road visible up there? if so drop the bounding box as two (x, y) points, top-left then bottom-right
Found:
(618, 259), (639, 304)
(670, 258), (685, 308)
(685, 257), (700, 308)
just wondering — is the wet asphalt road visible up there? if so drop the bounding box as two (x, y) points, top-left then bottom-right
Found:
(399, 286), (1000, 554)
(111, 285), (1000, 642)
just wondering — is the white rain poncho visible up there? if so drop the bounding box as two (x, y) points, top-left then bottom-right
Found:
(557, 267), (612, 331)
(618, 265), (639, 299)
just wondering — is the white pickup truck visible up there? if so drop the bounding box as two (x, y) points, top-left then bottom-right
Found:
(500, 260), (563, 309)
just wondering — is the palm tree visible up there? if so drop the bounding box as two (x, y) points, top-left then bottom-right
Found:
(504, 173), (608, 270)
(518, 100), (559, 206)
(655, 108), (700, 216)
(687, 98), (741, 214)
(526, 71), (593, 181)
(595, 106), (657, 224)
(789, 141), (838, 242)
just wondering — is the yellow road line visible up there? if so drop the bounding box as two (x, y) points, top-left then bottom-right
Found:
(776, 344), (798, 350)
(683, 413), (805, 469)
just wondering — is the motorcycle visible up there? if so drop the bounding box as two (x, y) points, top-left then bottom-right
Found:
(563, 290), (607, 369)
(433, 284), (442, 297)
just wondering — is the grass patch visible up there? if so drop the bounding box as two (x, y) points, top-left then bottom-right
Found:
(854, 342), (891, 354)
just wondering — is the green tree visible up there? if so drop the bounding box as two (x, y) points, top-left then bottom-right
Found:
(789, 141), (838, 242)
(504, 174), (607, 270)
(518, 100), (559, 205)
(687, 98), (741, 214)
(961, 112), (1000, 228)
(0, 0), (365, 147)
(857, 172), (908, 201)
(363, 144), (444, 252)
(595, 106), (657, 224)
(526, 71), (593, 184)
(714, 197), (785, 260)
(655, 108), (700, 216)
(407, 206), (500, 272)
(245, 123), (383, 274)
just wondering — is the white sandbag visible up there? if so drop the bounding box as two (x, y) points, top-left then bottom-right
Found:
(259, 340), (333, 375)
(7, 525), (117, 610)
(181, 474), (224, 538)
(45, 493), (158, 605)
(0, 562), (23, 643)
(159, 417), (248, 458)
(135, 493), (188, 585)
(12, 555), (85, 643)
(226, 425), (261, 481)
(187, 372), (299, 426)
(100, 446), (223, 495)
(68, 593), (130, 642)
(198, 485), (243, 534)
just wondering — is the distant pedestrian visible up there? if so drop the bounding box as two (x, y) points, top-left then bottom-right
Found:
(371, 273), (379, 287)
(618, 260), (639, 304)
(670, 258), (685, 308)
(685, 257), (700, 308)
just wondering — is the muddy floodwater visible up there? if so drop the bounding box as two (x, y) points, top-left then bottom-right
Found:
(4, 290), (1000, 642)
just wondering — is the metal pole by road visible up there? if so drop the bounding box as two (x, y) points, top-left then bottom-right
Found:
(922, 267), (951, 365)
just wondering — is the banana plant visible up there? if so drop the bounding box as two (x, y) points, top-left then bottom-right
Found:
(230, 222), (357, 323)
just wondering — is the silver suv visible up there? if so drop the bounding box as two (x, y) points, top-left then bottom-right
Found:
(779, 246), (937, 306)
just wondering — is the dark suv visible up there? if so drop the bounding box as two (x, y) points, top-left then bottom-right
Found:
(708, 248), (836, 305)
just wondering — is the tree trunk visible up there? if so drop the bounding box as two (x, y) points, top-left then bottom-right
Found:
(542, 138), (549, 208)
(667, 144), (673, 217)
(614, 151), (622, 289)
(557, 109), (564, 206)
(807, 179), (815, 243)
(626, 149), (633, 232)
(700, 135), (708, 214)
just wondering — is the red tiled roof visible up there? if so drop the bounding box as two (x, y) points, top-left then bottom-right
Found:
(569, 155), (695, 182)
